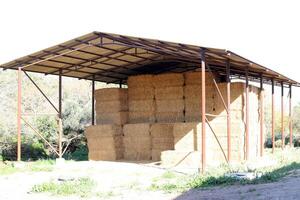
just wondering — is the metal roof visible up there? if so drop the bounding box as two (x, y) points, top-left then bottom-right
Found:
(1, 31), (298, 86)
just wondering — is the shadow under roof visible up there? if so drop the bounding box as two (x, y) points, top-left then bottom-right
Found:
(1, 31), (298, 86)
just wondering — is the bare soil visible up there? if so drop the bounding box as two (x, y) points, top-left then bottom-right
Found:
(1, 161), (300, 200)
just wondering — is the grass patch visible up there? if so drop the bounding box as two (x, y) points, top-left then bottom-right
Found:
(31, 177), (96, 197)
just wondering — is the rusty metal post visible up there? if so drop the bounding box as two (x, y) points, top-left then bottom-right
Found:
(226, 60), (231, 162)
(58, 69), (63, 158)
(281, 82), (284, 149)
(289, 84), (293, 147)
(92, 76), (95, 125)
(245, 68), (249, 160)
(260, 74), (264, 157)
(201, 51), (206, 173)
(17, 67), (22, 161)
(272, 79), (275, 153)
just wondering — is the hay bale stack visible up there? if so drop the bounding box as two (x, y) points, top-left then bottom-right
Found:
(123, 124), (151, 160)
(127, 75), (155, 123)
(154, 73), (184, 123)
(95, 88), (128, 125)
(85, 125), (123, 161)
(173, 122), (201, 151)
(184, 71), (216, 122)
(150, 123), (174, 161)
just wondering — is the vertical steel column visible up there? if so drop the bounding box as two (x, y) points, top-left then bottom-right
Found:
(260, 74), (264, 157)
(119, 80), (122, 88)
(245, 68), (249, 160)
(281, 82), (284, 149)
(17, 67), (22, 161)
(58, 69), (63, 158)
(272, 79), (275, 153)
(92, 76), (95, 125)
(226, 60), (231, 162)
(201, 51), (206, 173)
(289, 85), (293, 147)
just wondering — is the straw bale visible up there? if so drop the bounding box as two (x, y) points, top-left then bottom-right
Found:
(85, 125), (122, 137)
(95, 88), (127, 101)
(128, 100), (155, 112)
(123, 137), (151, 150)
(184, 85), (215, 99)
(161, 150), (201, 168)
(127, 75), (154, 88)
(184, 98), (215, 113)
(128, 87), (154, 100)
(151, 150), (162, 161)
(124, 150), (151, 160)
(156, 112), (184, 123)
(153, 73), (184, 87)
(155, 86), (183, 100)
(128, 111), (155, 123)
(184, 71), (215, 85)
(96, 100), (128, 113)
(88, 149), (123, 161)
(156, 99), (184, 112)
(152, 138), (174, 150)
(150, 123), (174, 138)
(87, 135), (123, 151)
(123, 123), (151, 137)
(96, 112), (128, 125)
(173, 122), (201, 151)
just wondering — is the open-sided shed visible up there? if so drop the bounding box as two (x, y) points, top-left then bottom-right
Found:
(1, 31), (298, 172)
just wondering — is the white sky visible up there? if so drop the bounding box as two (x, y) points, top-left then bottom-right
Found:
(1, 0), (300, 103)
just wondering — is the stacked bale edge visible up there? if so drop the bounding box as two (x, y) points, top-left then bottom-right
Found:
(95, 88), (128, 125)
(128, 75), (156, 123)
(85, 125), (123, 161)
(154, 73), (184, 122)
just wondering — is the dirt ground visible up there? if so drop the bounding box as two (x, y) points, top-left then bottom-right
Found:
(1, 161), (300, 200)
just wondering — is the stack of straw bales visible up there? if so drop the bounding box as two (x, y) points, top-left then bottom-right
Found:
(154, 73), (184, 122)
(123, 123), (152, 160)
(95, 88), (128, 125)
(150, 123), (174, 161)
(173, 122), (201, 151)
(85, 125), (123, 161)
(184, 71), (216, 122)
(127, 75), (156, 123)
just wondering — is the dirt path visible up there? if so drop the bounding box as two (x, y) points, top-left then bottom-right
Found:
(175, 170), (300, 200)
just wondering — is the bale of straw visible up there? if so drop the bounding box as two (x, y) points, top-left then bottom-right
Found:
(95, 88), (128, 101)
(96, 112), (128, 125)
(128, 111), (155, 123)
(151, 138), (174, 150)
(123, 123), (151, 137)
(127, 75), (154, 88)
(153, 73), (184, 87)
(155, 86), (183, 100)
(123, 137), (151, 150)
(86, 135), (123, 151)
(184, 71), (215, 85)
(151, 150), (163, 161)
(88, 149), (123, 161)
(184, 99), (215, 112)
(85, 125), (122, 137)
(173, 122), (201, 151)
(128, 100), (155, 112)
(184, 85), (215, 99)
(96, 100), (128, 113)
(150, 123), (174, 138)
(156, 99), (184, 112)
(128, 87), (155, 100)
(124, 150), (152, 160)
(156, 112), (184, 123)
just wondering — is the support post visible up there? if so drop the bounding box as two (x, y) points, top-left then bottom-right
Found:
(119, 80), (122, 88)
(201, 51), (206, 173)
(260, 74), (264, 157)
(92, 76), (95, 125)
(17, 67), (22, 161)
(58, 69), (63, 158)
(272, 79), (275, 153)
(281, 82), (284, 149)
(289, 84), (293, 147)
(245, 68), (249, 160)
(226, 60), (231, 162)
